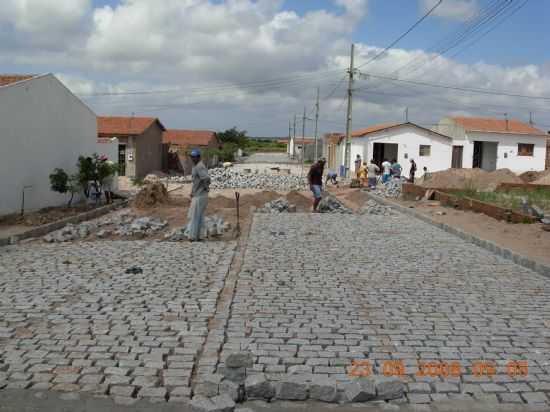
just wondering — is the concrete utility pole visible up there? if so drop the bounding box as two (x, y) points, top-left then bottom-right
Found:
(529, 111), (534, 126)
(344, 43), (355, 177)
(293, 114), (297, 159)
(405, 107), (409, 123)
(302, 106), (306, 175)
(314, 86), (320, 161)
(288, 120), (292, 157)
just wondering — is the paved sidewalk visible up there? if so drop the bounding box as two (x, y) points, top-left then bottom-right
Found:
(0, 241), (235, 402)
(219, 213), (550, 407)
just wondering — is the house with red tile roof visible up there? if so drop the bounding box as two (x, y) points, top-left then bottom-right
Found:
(436, 117), (547, 173)
(97, 116), (165, 178)
(0, 74), (101, 215)
(162, 129), (221, 173)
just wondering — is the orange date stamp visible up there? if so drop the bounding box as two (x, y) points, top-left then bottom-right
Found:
(349, 360), (528, 378)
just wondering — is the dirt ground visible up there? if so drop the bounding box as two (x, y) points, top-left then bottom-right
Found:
(129, 187), (314, 241)
(397, 198), (550, 266)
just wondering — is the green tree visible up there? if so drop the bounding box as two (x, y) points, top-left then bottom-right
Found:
(215, 127), (248, 148)
(49, 169), (81, 206)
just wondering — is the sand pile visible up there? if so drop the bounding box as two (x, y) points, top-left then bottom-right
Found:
(533, 171), (550, 185)
(134, 182), (169, 209)
(419, 168), (522, 191)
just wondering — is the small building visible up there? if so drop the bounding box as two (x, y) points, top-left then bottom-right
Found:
(287, 136), (323, 161)
(348, 123), (453, 178)
(435, 117), (547, 173)
(97, 116), (165, 179)
(0, 74), (100, 215)
(162, 129), (220, 174)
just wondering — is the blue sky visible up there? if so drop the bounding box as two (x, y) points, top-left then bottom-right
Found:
(1, 0), (549, 134)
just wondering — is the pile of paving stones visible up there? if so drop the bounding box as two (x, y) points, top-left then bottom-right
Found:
(360, 200), (396, 216)
(165, 215), (228, 241)
(370, 179), (403, 198)
(191, 351), (404, 410)
(318, 195), (352, 214)
(207, 168), (308, 191)
(43, 212), (168, 242)
(256, 198), (296, 213)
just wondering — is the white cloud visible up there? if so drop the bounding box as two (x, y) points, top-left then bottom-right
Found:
(420, 0), (478, 22)
(1, 0), (91, 33)
(0, 0), (550, 134)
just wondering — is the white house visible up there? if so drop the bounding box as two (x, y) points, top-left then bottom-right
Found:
(333, 123), (453, 178)
(434, 117), (547, 173)
(0, 74), (102, 216)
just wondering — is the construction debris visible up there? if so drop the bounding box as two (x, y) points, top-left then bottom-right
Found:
(168, 168), (308, 191)
(360, 200), (396, 216)
(370, 179), (403, 198)
(318, 196), (352, 214)
(165, 215), (228, 241)
(43, 212), (168, 242)
(256, 198), (296, 213)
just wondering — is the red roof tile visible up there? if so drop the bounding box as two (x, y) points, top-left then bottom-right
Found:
(352, 123), (400, 138)
(163, 129), (218, 147)
(97, 116), (164, 136)
(451, 117), (546, 136)
(294, 137), (316, 144)
(0, 74), (35, 87)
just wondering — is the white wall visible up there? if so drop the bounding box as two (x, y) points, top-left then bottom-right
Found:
(0, 74), (98, 215)
(352, 125), (453, 177)
(97, 139), (120, 191)
(458, 132), (546, 173)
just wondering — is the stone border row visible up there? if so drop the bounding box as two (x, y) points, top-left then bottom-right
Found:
(0, 200), (128, 247)
(364, 193), (550, 279)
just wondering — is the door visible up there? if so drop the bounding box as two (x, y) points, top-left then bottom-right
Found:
(452, 146), (463, 168)
(472, 141), (483, 168)
(118, 145), (126, 176)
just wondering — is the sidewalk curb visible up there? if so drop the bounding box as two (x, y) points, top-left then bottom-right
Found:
(0, 200), (128, 247)
(365, 193), (550, 280)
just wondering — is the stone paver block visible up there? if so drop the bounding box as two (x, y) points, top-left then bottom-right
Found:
(245, 373), (275, 400)
(343, 378), (376, 403)
(309, 376), (338, 403)
(276, 377), (308, 400)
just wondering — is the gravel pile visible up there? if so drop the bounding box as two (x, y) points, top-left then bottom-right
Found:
(318, 196), (352, 214)
(165, 215), (228, 241)
(257, 198), (296, 213)
(370, 179), (403, 198)
(207, 168), (308, 191)
(360, 200), (396, 216)
(43, 212), (168, 242)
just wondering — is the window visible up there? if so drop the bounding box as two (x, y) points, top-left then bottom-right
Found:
(419, 145), (431, 157)
(518, 143), (534, 156)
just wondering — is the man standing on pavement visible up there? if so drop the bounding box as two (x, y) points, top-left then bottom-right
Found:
(186, 149), (211, 242)
(308, 158), (325, 212)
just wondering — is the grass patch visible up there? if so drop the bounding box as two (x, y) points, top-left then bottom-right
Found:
(452, 187), (550, 212)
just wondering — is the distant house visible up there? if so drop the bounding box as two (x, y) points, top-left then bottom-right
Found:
(342, 123), (453, 178)
(0, 74), (100, 215)
(97, 116), (165, 178)
(323, 133), (344, 173)
(287, 136), (323, 161)
(435, 117), (547, 173)
(162, 130), (220, 174)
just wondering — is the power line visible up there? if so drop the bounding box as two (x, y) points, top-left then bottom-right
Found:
(356, 0), (443, 69)
(357, 71), (550, 101)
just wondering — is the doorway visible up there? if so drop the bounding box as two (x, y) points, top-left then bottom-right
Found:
(473, 141), (497, 171)
(452, 146), (463, 168)
(118, 145), (126, 176)
(373, 143), (398, 166)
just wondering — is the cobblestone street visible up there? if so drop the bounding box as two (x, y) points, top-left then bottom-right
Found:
(1, 211), (550, 410)
(219, 213), (550, 407)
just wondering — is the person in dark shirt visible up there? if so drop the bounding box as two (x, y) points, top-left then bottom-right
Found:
(308, 158), (325, 212)
(409, 159), (417, 183)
